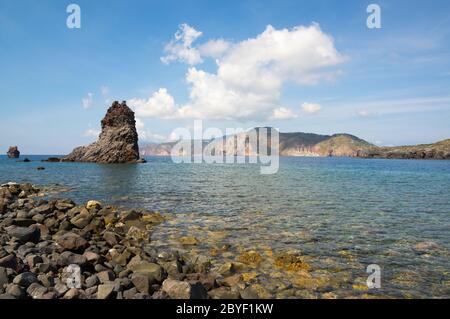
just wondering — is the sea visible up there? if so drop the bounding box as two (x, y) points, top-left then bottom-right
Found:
(1, 155), (449, 298)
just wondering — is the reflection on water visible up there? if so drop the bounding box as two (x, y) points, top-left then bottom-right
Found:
(1, 155), (449, 298)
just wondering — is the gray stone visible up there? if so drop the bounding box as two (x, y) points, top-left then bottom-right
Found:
(13, 272), (38, 288)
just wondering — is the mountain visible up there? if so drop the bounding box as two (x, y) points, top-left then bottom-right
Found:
(140, 130), (450, 160)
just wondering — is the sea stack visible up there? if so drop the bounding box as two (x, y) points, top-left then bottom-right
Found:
(7, 146), (20, 158)
(63, 101), (142, 163)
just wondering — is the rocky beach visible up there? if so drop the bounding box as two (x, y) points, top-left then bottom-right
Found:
(0, 181), (321, 299)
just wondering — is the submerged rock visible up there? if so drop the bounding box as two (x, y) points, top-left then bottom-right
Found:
(63, 101), (141, 163)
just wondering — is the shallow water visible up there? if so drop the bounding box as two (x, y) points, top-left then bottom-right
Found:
(1, 155), (449, 298)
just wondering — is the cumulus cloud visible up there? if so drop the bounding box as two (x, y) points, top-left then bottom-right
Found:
(129, 88), (177, 119)
(270, 107), (298, 120)
(301, 102), (322, 114)
(198, 39), (231, 58)
(82, 93), (94, 109)
(161, 23), (203, 65)
(139, 23), (344, 121)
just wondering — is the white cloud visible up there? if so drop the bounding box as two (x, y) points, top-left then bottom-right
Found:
(141, 23), (345, 121)
(161, 23), (203, 65)
(301, 102), (322, 114)
(357, 109), (372, 117)
(82, 93), (94, 109)
(135, 117), (170, 142)
(198, 39), (231, 58)
(129, 88), (177, 119)
(270, 107), (298, 120)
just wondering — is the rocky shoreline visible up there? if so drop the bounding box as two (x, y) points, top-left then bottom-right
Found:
(0, 182), (244, 299)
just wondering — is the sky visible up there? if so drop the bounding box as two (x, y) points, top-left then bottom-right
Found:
(0, 0), (450, 154)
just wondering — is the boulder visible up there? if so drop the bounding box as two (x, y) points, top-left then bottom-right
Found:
(63, 101), (141, 163)
(161, 279), (207, 299)
(5, 225), (40, 243)
(56, 232), (88, 251)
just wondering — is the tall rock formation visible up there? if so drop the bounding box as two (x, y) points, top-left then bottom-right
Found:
(63, 101), (142, 163)
(7, 146), (20, 158)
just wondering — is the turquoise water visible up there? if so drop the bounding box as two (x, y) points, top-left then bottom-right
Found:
(1, 155), (449, 298)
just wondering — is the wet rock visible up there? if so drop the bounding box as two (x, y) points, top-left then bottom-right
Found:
(237, 250), (262, 267)
(413, 241), (441, 254)
(208, 287), (240, 299)
(5, 225), (40, 243)
(86, 200), (102, 210)
(56, 232), (88, 251)
(161, 279), (207, 299)
(274, 252), (310, 272)
(240, 284), (272, 299)
(179, 236), (199, 246)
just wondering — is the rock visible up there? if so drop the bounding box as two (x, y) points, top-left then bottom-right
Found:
(0, 255), (19, 271)
(274, 252), (310, 272)
(5, 225), (40, 243)
(42, 157), (61, 162)
(179, 236), (199, 245)
(13, 272), (38, 288)
(37, 167), (45, 171)
(120, 210), (140, 222)
(70, 208), (92, 228)
(103, 231), (120, 246)
(413, 241), (441, 254)
(83, 251), (100, 263)
(58, 251), (87, 266)
(237, 250), (262, 267)
(208, 287), (240, 299)
(0, 267), (9, 288)
(97, 270), (115, 283)
(23, 158), (31, 162)
(26, 282), (48, 299)
(26, 255), (43, 268)
(131, 274), (150, 294)
(7, 146), (20, 159)
(86, 200), (102, 210)
(5, 284), (25, 298)
(123, 287), (138, 299)
(56, 232), (88, 251)
(29, 204), (53, 216)
(63, 288), (79, 299)
(129, 262), (164, 284)
(85, 275), (99, 288)
(97, 283), (115, 299)
(161, 279), (207, 299)
(63, 101), (141, 163)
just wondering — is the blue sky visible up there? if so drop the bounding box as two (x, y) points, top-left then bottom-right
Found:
(1, 0), (449, 154)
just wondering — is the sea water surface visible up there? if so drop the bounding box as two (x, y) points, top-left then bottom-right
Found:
(1, 155), (449, 298)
